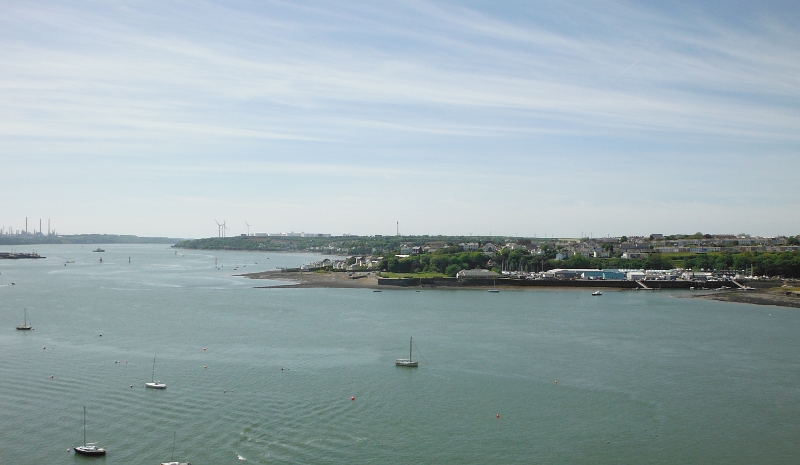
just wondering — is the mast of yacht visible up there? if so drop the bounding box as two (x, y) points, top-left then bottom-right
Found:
(152, 355), (156, 382)
(83, 406), (86, 447)
(409, 337), (413, 361)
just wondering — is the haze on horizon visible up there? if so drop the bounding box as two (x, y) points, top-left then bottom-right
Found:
(1, 1), (798, 239)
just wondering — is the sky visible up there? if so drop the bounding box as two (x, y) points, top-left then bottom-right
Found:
(1, 0), (799, 239)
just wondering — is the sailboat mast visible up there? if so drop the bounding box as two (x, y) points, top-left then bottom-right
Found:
(83, 406), (86, 447)
(152, 355), (156, 382)
(171, 431), (176, 462)
(409, 337), (413, 361)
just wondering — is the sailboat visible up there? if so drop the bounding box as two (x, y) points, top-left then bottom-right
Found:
(160, 431), (191, 465)
(145, 355), (167, 389)
(488, 277), (499, 293)
(16, 309), (33, 330)
(74, 406), (106, 456)
(395, 336), (419, 367)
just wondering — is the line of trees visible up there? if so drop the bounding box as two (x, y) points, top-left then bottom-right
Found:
(381, 251), (491, 276)
(682, 251), (800, 277)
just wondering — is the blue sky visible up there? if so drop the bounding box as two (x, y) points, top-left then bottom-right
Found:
(1, 1), (798, 238)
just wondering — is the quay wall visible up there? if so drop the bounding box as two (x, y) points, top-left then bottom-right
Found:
(377, 277), (728, 289)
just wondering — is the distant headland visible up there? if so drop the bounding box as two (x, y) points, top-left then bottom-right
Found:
(0, 234), (181, 246)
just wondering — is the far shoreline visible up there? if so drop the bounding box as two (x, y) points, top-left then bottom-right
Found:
(239, 270), (800, 308)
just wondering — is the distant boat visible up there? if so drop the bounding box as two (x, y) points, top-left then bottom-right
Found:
(488, 277), (499, 293)
(92, 248), (105, 252)
(16, 309), (33, 330)
(145, 355), (167, 389)
(74, 406), (106, 456)
(396, 336), (419, 367)
(592, 290), (602, 296)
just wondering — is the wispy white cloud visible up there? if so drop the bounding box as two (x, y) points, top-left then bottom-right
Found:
(1, 1), (798, 236)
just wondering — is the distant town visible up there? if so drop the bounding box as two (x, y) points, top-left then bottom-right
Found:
(173, 232), (800, 281)
(2, 222), (798, 280)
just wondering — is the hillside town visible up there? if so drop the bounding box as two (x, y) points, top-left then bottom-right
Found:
(289, 233), (800, 282)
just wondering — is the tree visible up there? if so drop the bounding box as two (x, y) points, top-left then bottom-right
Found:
(645, 253), (674, 270)
(445, 264), (461, 277)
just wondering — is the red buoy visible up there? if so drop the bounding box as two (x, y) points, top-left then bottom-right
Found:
(496, 414), (500, 418)
(203, 348), (207, 351)
(351, 396), (355, 401)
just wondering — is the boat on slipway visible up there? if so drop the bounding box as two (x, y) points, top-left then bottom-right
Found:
(396, 336), (419, 367)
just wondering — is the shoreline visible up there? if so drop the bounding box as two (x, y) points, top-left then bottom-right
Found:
(695, 288), (800, 309)
(241, 270), (800, 308)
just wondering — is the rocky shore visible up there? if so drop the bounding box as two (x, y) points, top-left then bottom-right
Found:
(697, 286), (800, 309)
(242, 270), (800, 309)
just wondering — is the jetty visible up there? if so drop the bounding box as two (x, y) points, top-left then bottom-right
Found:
(0, 252), (45, 259)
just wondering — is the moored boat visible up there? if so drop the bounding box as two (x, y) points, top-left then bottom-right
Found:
(16, 309), (33, 330)
(396, 336), (419, 367)
(145, 354), (167, 389)
(74, 407), (106, 456)
(160, 432), (190, 464)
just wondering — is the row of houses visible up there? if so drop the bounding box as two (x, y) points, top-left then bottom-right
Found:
(300, 256), (382, 271)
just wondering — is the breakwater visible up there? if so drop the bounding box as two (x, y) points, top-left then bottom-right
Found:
(0, 252), (45, 259)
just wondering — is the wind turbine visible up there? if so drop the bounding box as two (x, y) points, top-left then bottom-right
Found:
(214, 220), (223, 238)
(245, 221), (252, 237)
(223, 220), (229, 238)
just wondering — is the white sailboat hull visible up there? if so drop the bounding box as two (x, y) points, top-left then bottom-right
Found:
(395, 359), (418, 367)
(75, 444), (106, 456)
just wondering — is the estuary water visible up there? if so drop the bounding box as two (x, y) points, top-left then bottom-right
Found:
(1, 244), (799, 464)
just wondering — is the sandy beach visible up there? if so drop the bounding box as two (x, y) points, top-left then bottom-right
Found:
(241, 270), (384, 289)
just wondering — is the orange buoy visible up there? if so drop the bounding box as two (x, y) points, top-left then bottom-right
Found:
(203, 348), (206, 351)
(351, 396), (355, 401)
(496, 414), (500, 418)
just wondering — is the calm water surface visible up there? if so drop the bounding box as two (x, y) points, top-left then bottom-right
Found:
(1, 244), (798, 464)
